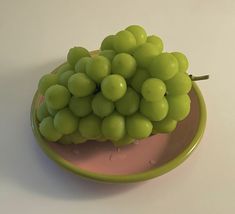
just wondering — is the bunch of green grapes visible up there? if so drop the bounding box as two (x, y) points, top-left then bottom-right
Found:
(37, 25), (192, 147)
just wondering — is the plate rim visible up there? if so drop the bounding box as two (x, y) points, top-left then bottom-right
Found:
(31, 63), (207, 183)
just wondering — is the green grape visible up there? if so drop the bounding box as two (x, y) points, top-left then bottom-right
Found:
(58, 70), (75, 87)
(86, 56), (111, 83)
(141, 78), (166, 102)
(91, 92), (114, 117)
(140, 97), (168, 121)
(39, 117), (62, 141)
(167, 94), (191, 121)
(113, 135), (134, 147)
(147, 35), (163, 53)
(56, 63), (73, 75)
(165, 72), (192, 95)
(101, 112), (125, 141)
(58, 135), (72, 144)
(133, 43), (160, 68)
(111, 53), (136, 79)
(126, 113), (152, 139)
(54, 108), (78, 135)
(75, 57), (91, 73)
(100, 35), (115, 50)
(115, 87), (140, 116)
(148, 53), (179, 80)
(99, 50), (116, 61)
(36, 102), (49, 122)
(126, 25), (147, 45)
(69, 95), (92, 117)
(38, 74), (58, 95)
(171, 52), (189, 72)
(101, 74), (127, 101)
(70, 130), (87, 144)
(45, 84), (70, 110)
(130, 68), (150, 93)
(68, 73), (96, 97)
(79, 114), (102, 139)
(67, 47), (90, 67)
(152, 117), (177, 134)
(113, 30), (136, 53)
(47, 105), (58, 116)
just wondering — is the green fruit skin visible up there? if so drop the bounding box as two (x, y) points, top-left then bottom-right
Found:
(69, 95), (92, 117)
(126, 113), (153, 139)
(38, 74), (58, 95)
(37, 102), (49, 122)
(130, 68), (150, 93)
(100, 35), (115, 50)
(55, 63), (73, 76)
(68, 73), (96, 97)
(152, 117), (177, 134)
(54, 108), (78, 135)
(126, 25), (147, 45)
(59, 70), (75, 87)
(67, 47), (90, 67)
(148, 53), (179, 80)
(86, 56), (111, 83)
(111, 53), (137, 79)
(79, 114), (102, 139)
(101, 112), (125, 141)
(47, 105), (58, 116)
(171, 52), (189, 73)
(147, 35), (164, 53)
(39, 117), (62, 141)
(99, 50), (116, 61)
(45, 84), (71, 110)
(113, 135), (134, 147)
(133, 43), (161, 68)
(115, 87), (140, 116)
(140, 97), (169, 121)
(167, 94), (191, 121)
(113, 30), (136, 53)
(75, 57), (91, 73)
(165, 72), (192, 95)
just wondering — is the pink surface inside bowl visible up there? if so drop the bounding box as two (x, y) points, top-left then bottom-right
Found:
(31, 81), (206, 183)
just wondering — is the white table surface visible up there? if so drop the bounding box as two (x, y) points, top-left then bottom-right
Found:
(1, 0), (235, 213)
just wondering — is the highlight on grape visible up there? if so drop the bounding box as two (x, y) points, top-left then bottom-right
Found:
(37, 25), (193, 147)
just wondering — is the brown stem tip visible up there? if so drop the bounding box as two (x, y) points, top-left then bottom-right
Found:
(189, 74), (209, 81)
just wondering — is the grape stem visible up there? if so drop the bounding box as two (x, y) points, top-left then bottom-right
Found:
(189, 74), (209, 81)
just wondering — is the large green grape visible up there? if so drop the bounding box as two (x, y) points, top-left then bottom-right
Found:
(113, 135), (134, 147)
(115, 87), (140, 116)
(111, 53), (136, 79)
(133, 43), (161, 68)
(68, 73), (96, 97)
(39, 117), (62, 141)
(79, 114), (102, 139)
(36, 102), (49, 122)
(152, 117), (177, 134)
(100, 35), (115, 50)
(54, 108), (78, 135)
(101, 74), (127, 101)
(86, 56), (111, 83)
(167, 94), (191, 121)
(99, 50), (116, 61)
(140, 97), (168, 121)
(147, 35), (163, 53)
(38, 74), (58, 95)
(141, 78), (166, 102)
(75, 57), (91, 73)
(45, 85), (70, 110)
(113, 30), (136, 53)
(69, 95), (92, 117)
(91, 92), (114, 117)
(126, 25), (147, 45)
(165, 72), (192, 95)
(171, 52), (189, 72)
(126, 113), (152, 139)
(67, 47), (90, 67)
(130, 68), (150, 93)
(101, 112), (125, 141)
(148, 53), (179, 80)
(58, 70), (75, 87)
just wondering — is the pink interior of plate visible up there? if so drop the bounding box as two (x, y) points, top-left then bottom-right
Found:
(40, 89), (200, 175)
